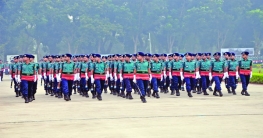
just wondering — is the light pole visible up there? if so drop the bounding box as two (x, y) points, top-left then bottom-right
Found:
(148, 33), (152, 53)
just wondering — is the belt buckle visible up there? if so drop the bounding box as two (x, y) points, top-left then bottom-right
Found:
(190, 71), (192, 73)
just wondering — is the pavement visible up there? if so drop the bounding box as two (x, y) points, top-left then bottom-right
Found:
(0, 76), (263, 138)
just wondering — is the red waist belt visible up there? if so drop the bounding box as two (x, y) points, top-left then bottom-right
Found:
(123, 74), (133, 79)
(200, 71), (209, 76)
(46, 71), (50, 76)
(212, 72), (223, 78)
(61, 74), (74, 80)
(239, 69), (251, 75)
(183, 72), (195, 78)
(172, 71), (180, 76)
(229, 71), (236, 76)
(12, 73), (16, 78)
(88, 71), (92, 77)
(81, 73), (86, 78)
(94, 74), (105, 80)
(21, 75), (34, 81)
(136, 74), (149, 80)
(152, 73), (162, 79)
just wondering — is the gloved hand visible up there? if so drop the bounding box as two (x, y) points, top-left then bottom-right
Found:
(209, 72), (212, 80)
(250, 72), (252, 78)
(224, 72), (229, 79)
(223, 72), (227, 80)
(163, 71), (167, 78)
(169, 72), (172, 79)
(110, 74), (113, 81)
(114, 73), (117, 81)
(77, 73), (80, 81)
(74, 74), (77, 81)
(91, 75), (94, 83)
(119, 74), (123, 82)
(133, 75), (136, 83)
(180, 72), (184, 81)
(56, 74), (61, 82)
(17, 75), (21, 83)
(10, 75), (13, 81)
(44, 73), (47, 80)
(161, 75), (163, 81)
(85, 73), (89, 80)
(38, 75), (42, 80)
(34, 75), (37, 82)
(149, 74), (152, 81)
(51, 74), (54, 81)
(195, 72), (200, 79)
(236, 71), (239, 79)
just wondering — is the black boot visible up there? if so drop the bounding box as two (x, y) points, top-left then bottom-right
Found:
(241, 90), (245, 95)
(19, 92), (22, 96)
(86, 92), (89, 98)
(155, 92), (160, 99)
(152, 92), (156, 97)
(65, 95), (70, 101)
(187, 92), (193, 97)
(45, 90), (48, 95)
(147, 89), (151, 97)
(208, 87), (213, 92)
(50, 91), (54, 96)
(197, 91), (202, 94)
(55, 93), (58, 98)
(140, 96), (147, 103)
(92, 92), (96, 99)
(232, 89), (236, 95)
(104, 88), (107, 93)
(25, 97), (29, 103)
(244, 91), (250, 96)
(227, 88), (231, 94)
(218, 90), (223, 97)
(160, 88), (164, 93)
(176, 90), (180, 96)
(171, 90), (175, 95)
(126, 93), (129, 99)
(203, 90), (209, 95)
(15, 92), (19, 97)
(32, 95), (35, 100)
(113, 90), (117, 95)
(213, 91), (219, 96)
(97, 95), (102, 101)
(128, 93), (133, 100)
(181, 86), (185, 91)
(192, 90), (196, 93)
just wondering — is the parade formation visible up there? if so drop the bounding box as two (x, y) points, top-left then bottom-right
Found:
(7, 51), (253, 104)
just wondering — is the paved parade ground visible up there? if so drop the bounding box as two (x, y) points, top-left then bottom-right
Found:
(0, 76), (263, 138)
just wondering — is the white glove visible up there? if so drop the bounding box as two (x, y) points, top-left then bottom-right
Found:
(44, 73), (47, 80)
(91, 75), (94, 83)
(17, 75), (21, 83)
(209, 72), (212, 80)
(110, 74), (113, 81)
(163, 71), (167, 78)
(15, 75), (18, 81)
(56, 74), (61, 82)
(85, 73), (89, 80)
(161, 75), (163, 81)
(149, 74), (152, 81)
(34, 75), (37, 82)
(169, 72), (172, 79)
(223, 72), (227, 80)
(77, 73), (81, 81)
(119, 74), (123, 82)
(133, 75), (136, 83)
(250, 72), (252, 78)
(114, 73), (117, 81)
(195, 72), (200, 79)
(51, 74), (54, 81)
(106, 71), (109, 78)
(236, 72), (239, 79)
(224, 72), (229, 78)
(105, 74), (108, 81)
(74, 74), (77, 81)
(48, 74), (52, 80)
(38, 75), (42, 80)
(180, 72), (184, 81)
(10, 75), (13, 80)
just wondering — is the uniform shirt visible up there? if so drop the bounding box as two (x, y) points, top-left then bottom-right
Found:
(212, 60), (225, 72)
(10, 63), (17, 73)
(19, 63), (35, 75)
(170, 60), (183, 70)
(117, 61), (124, 73)
(229, 60), (239, 71)
(94, 62), (107, 74)
(0, 63), (4, 70)
(135, 60), (150, 73)
(61, 62), (75, 73)
(80, 62), (89, 72)
(88, 61), (94, 71)
(183, 61), (196, 72)
(150, 61), (163, 73)
(200, 60), (211, 71)
(239, 59), (252, 69)
(123, 61), (135, 73)
(34, 62), (39, 72)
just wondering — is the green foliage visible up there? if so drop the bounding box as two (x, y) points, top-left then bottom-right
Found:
(250, 73), (263, 84)
(0, 0), (263, 58)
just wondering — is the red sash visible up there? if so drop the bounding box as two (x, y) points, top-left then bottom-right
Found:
(152, 73), (162, 79)
(239, 69), (251, 75)
(136, 74), (149, 80)
(172, 71), (180, 76)
(229, 71), (236, 76)
(123, 74), (133, 79)
(94, 74), (105, 80)
(212, 72), (223, 78)
(61, 74), (74, 80)
(80, 73), (86, 78)
(200, 71), (209, 76)
(21, 75), (34, 81)
(183, 72), (195, 78)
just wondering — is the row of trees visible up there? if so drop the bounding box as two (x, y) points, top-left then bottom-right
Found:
(1, 0), (263, 59)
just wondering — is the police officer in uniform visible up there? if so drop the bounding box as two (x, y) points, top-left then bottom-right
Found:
(228, 53), (239, 95)
(120, 54), (134, 99)
(239, 51), (252, 96)
(199, 53), (212, 95)
(150, 54), (163, 98)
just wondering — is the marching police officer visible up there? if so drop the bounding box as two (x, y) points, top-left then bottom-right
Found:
(239, 51), (252, 96)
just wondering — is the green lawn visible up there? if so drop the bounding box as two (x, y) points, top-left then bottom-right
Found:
(253, 67), (262, 74)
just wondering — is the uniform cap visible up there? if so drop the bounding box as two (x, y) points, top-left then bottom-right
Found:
(173, 53), (180, 56)
(223, 52), (231, 56)
(65, 53), (72, 58)
(241, 51), (249, 55)
(152, 54), (159, 57)
(231, 53), (235, 56)
(197, 53), (202, 56)
(213, 52), (221, 56)
(137, 52), (145, 56)
(125, 54), (132, 58)
(23, 54), (31, 58)
(184, 53), (192, 56)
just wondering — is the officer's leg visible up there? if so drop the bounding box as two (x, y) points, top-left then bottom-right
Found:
(125, 79), (133, 99)
(80, 78), (84, 96)
(215, 76), (223, 97)
(171, 76), (176, 95)
(225, 78), (231, 93)
(201, 76), (209, 95)
(21, 80), (29, 103)
(178, 77), (182, 90)
(68, 80), (73, 100)
(151, 78), (157, 97)
(32, 81), (37, 100)
(212, 76), (219, 96)
(95, 79), (102, 100)
(244, 75), (250, 96)
(28, 81), (34, 102)
(208, 79), (214, 91)
(61, 79), (70, 101)
(239, 74), (246, 95)
(184, 77), (193, 97)
(136, 79), (146, 103)
(13, 78), (19, 97)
